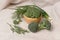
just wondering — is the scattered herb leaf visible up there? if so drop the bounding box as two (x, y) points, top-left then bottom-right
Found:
(8, 23), (29, 34)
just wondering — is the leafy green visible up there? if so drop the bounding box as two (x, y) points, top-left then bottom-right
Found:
(38, 18), (51, 30)
(15, 6), (28, 16)
(33, 6), (49, 19)
(28, 22), (38, 33)
(24, 5), (41, 18)
(8, 23), (29, 34)
(12, 6), (28, 24)
(13, 19), (20, 24)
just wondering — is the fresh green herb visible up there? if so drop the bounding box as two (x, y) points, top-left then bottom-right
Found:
(33, 6), (49, 19)
(13, 18), (21, 25)
(24, 5), (41, 18)
(12, 6), (28, 24)
(8, 23), (29, 34)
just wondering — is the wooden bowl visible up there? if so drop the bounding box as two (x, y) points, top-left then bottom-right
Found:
(23, 15), (42, 24)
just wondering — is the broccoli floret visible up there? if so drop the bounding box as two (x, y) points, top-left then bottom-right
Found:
(38, 18), (51, 30)
(28, 22), (38, 33)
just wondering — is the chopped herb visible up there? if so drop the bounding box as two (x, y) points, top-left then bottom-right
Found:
(8, 23), (29, 34)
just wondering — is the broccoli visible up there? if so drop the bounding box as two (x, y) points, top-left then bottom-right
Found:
(38, 18), (51, 30)
(28, 22), (38, 33)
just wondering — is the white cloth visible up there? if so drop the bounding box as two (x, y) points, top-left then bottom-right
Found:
(0, 0), (60, 10)
(0, 1), (60, 40)
(0, 0), (12, 10)
(0, 0), (26, 10)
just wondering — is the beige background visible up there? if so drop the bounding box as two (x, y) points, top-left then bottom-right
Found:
(0, 0), (60, 40)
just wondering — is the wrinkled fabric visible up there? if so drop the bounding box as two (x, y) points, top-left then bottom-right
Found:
(0, 0), (60, 40)
(0, 0), (60, 10)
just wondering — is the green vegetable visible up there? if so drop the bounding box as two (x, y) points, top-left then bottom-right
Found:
(12, 6), (28, 24)
(15, 6), (28, 16)
(33, 6), (49, 19)
(12, 5), (49, 25)
(12, 12), (22, 24)
(24, 5), (41, 18)
(8, 23), (29, 34)
(24, 5), (49, 19)
(38, 18), (51, 30)
(9, 5), (51, 34)
(13, 19), (20, 24)
(28, 22), (38, 33)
